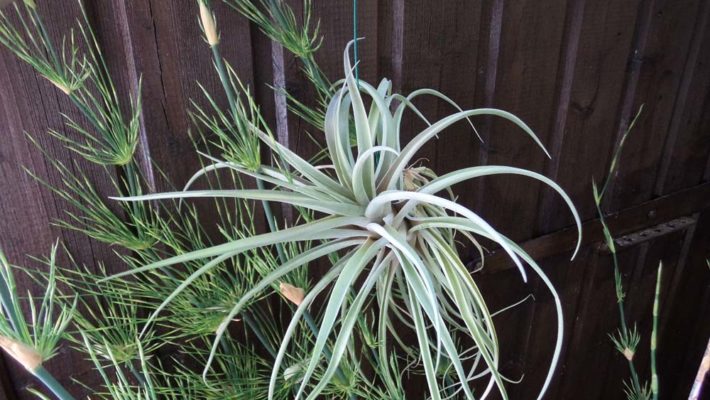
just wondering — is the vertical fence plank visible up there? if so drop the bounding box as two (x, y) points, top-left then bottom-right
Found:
(654, 0), (710, 196)
(556, 245), (645, 400)
(536, 0), (641, 233)
(507, 248), (593, 399)
(661, 211), (710, 398)
(609, 0), (705, 209)
(477, 0), (569, 242)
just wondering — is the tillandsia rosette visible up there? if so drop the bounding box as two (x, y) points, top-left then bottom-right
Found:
(110, 42), (583, 400)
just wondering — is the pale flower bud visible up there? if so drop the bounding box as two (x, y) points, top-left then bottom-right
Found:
(622, 347), (634, 361)
(46, 77), (72, 95)
(280, 282), (305, 306)
(199, 1), (219, 47)
(283, 364), (301, 382)
(23, 0), (36, 9)
(0, 336), (43, 372)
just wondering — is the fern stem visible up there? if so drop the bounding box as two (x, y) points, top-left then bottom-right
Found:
(243, 311), (277, 359)
(651, 263), (662, 400)
(208, 39), (288, 264)
(29, 8), (61, 70)
(0, 274), (21, 333)
(210, 45), (238, 117)
(611, 242), (643, 393)
(33, 366), (76, 400)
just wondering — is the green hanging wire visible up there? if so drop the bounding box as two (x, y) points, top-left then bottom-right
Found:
(353, 0), (359, 83)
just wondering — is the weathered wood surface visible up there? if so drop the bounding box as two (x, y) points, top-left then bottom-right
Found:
(0, 0), (709, 399)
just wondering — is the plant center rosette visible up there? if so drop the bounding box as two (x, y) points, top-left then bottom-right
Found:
(110, 42), (582, 400)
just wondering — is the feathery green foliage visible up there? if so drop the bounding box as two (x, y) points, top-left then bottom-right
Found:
(1, 1), (586, 399)
(224, 0), (331, 129)
(0, 245), (76, 399)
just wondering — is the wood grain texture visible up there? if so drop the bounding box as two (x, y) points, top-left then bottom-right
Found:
(0, 1), (708, 398)
(654, 0), (710, 196)
(609, 0), (705, 209)
(537, 0), (641, 233)
(477, 0), (570, 243)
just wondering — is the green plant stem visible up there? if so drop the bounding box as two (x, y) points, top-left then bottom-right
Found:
(302, 310), (348, 385)
(610, 236), (643, 394)
(651, 263), (662, 400)
(208, 42), (289, 263)
(255, 178), (287, 263)
(204, 16), (354, 397)
(208, 42), (289, 360)
(29, 8), (61, 71)
(612, 252), (641, 393)
(353, 0), (358, 83)
(210, 45), (238, 117)
(0, 276), (21, 333)
(66, 95), (104, 139)
(303, 54), (330, 105)
(33, 366), (76, 400)
(596, 190), (643, 395)
(127, 361), (147, 386)
(122, 161), (148, 222)
(242, 311), (277, 359)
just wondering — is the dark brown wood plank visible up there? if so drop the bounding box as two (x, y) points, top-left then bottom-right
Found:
(508, 247), (593, 399)
(661, 210), (710, 398)
(394, 1), (454, 171)
(654, 0), (710, 196)
(537, 0), (642, 233)
(555, 244), (645, 399)
(480, 181), (710, 272)
(474, 0), (570, 243)
(430, 1), (483, 206)
(609, 0), (705, 210)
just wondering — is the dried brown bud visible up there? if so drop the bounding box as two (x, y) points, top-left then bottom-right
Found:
(280, 282), (305, 306)
(0, 336), (43, 372)
(199, 1), (219, 47)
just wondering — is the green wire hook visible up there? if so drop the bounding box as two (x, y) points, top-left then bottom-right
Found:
(353, 0), (359, 83)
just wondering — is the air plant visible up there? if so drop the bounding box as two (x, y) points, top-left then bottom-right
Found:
(110, 39), (582, 398)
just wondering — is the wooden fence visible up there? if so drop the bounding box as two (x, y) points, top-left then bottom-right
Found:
(0, 0), (709, 399)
